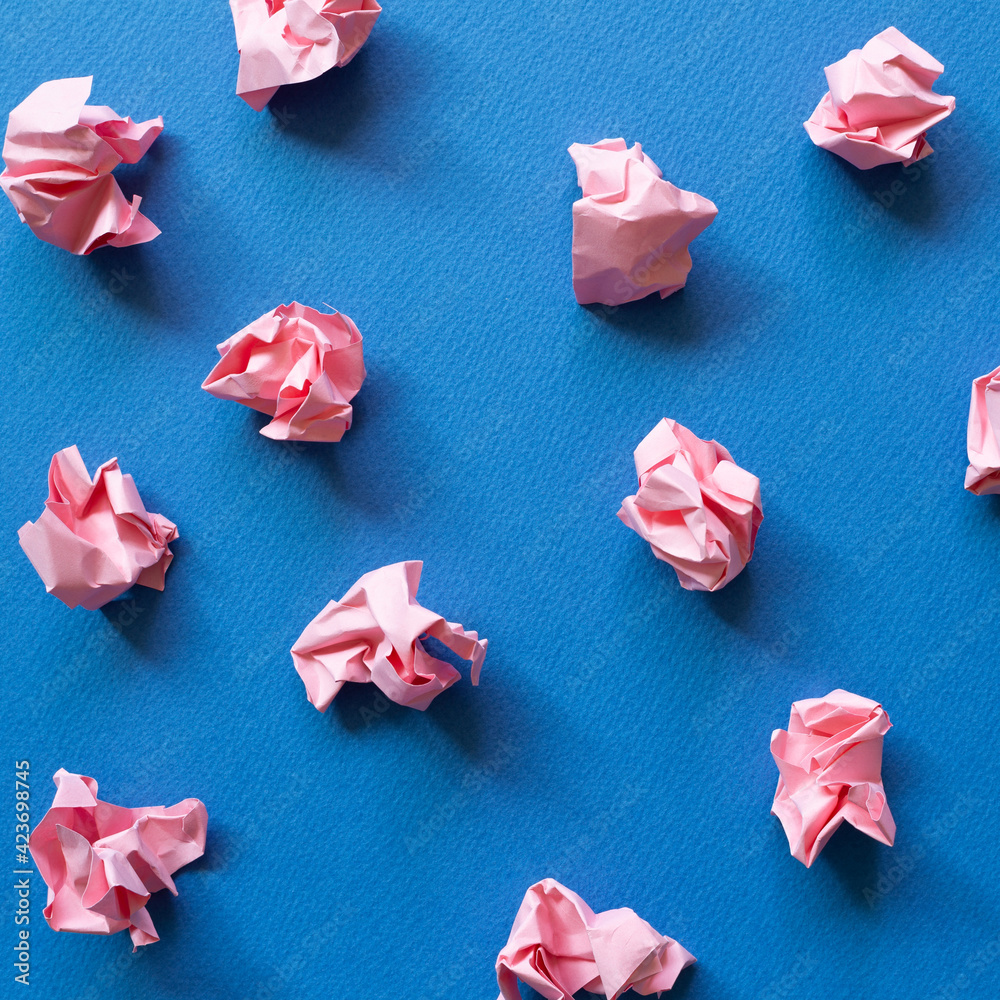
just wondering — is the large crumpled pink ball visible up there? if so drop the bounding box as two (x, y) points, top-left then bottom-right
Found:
(29, 769), (207, 949)
(0, 76), (162, 254)
(568, 138), (717, 307)
(965, 364), (1000, 495)
(804, 27), (955, 169)
(18, 446), (177, 611)
(291, 561), (487, 711)
(771, 689), (895, 867)
(618, 419), (762, 592)
(230, 0), (382, 111)
(202, 301), (366, 442)
(495, 878), (695, 1000)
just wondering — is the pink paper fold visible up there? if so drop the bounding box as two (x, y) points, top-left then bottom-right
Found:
(568, 138), (717, 307)
(771, 689), (895, 867)
(804, 27), (955, 169)
(496, 878), (695, 1000)
(29, 769), (207, 949)
(618, 419), (762, 591)
(18, 446), (177, 610)
(965, 364), (1000, 495)
(230, 0), (382, 111)
(291, 561), (487, 711)
(202, 301), (366, 442)
(0, 76), (162, 254)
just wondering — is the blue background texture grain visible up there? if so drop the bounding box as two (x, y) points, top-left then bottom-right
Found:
(1, 1), (999, 998)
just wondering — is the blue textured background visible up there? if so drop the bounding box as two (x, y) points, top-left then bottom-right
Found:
(2, 2), (999, 998)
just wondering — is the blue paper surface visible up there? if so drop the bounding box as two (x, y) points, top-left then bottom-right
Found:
(1, 2), (999, 997)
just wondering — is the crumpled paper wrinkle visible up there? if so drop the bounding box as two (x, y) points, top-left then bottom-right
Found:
(495, 878), (695, 1000)
(771, 689), (895, 866)
(18, 446), (177, 610)
(618, 419), (762, 591)
(804, 27), (955, 169)
(0, 76), (162, 254)
(230, 0), (382, 111)
(291, 561), (486, 711)
(29, 769), (207, 949)
(965, 364), (1000, 495)
(568, 138), (717, 306)
(202, 301), (366, 442)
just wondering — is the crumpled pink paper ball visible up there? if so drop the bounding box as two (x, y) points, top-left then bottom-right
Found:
(804, 27), (955, 169)
(230, 0), (382, 111)
(495, 878), (695, 1000)
(965, 364), (1000, 495)
(18, 446), (177, 611)
(202, 301), (366, 442)
(0, 76), (162, 254)
(568, 138), (717, 307)
(29, 769), (207, 949)
(618, 419), (762, 592)
(291, 561), (487, 711)
(771, 689), (895, 867)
